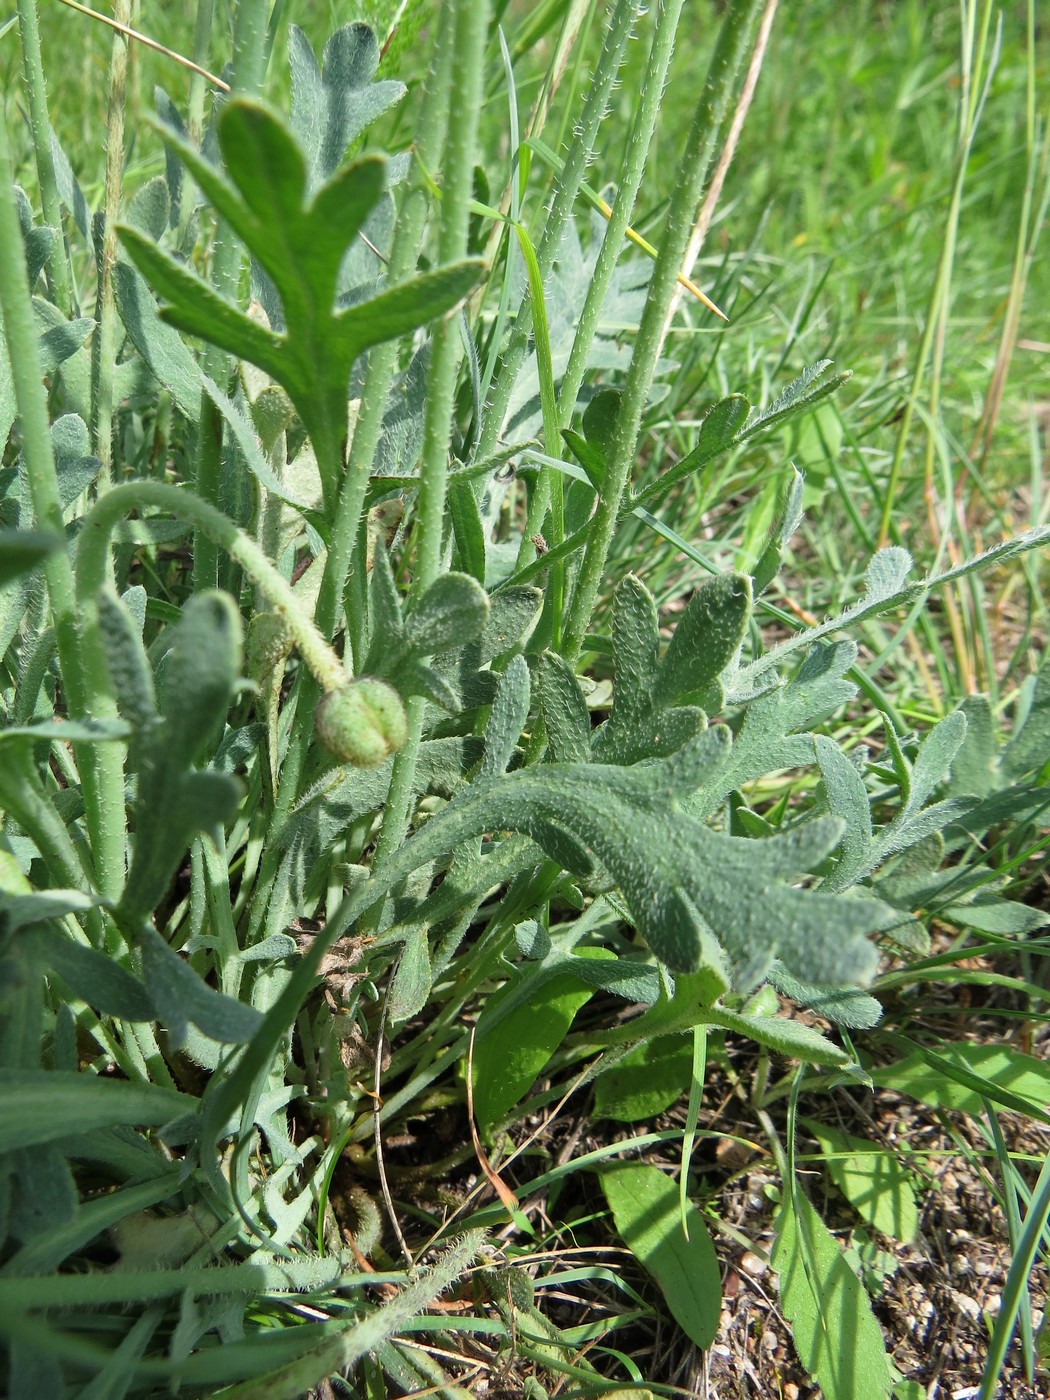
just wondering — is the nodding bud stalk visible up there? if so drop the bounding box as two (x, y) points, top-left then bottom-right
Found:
(315, 679), (408, 768)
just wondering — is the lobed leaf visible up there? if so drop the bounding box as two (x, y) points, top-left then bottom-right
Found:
(652, 572), (751, 709)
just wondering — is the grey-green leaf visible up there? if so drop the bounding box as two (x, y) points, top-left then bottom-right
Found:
(604, 573), (659, 732)
(535, 651), (592, 764)
(0, 530), (63, 589)
(114, 261), (203, 420)
(37, 929), (155, 1021)
(479, 654), (531, 781)
(404, 572), (489, 656)
(652, 573), (751, 709)
(140, 923), (262, 1046)
(98, 587), (158, 733)
(156, 591), (243, 769)
(0, 1069), (195, 1151)
(814, 734), (873, 893)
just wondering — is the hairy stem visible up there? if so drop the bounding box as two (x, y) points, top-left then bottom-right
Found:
(472, 0), (641, 465)
(370, 0), (491, 875)
(190, 0), (270, 593)
(15, 0), (75, 315)
(561, 0), (764, 662)
(76, 482), (346, 694)
(0, 104), (126, 897)
(91, 0), (132, 483)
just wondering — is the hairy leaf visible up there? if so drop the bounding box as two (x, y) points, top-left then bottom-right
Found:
(404, 573), (489, 656)
(535, 651), (592, 764)
(0, 1070), (195, 1151)
(652, 573), (751, 709)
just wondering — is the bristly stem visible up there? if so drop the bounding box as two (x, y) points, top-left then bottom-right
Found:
(314, 4), (458, 650)
(267, 4), (459, 868)
(90, 0), (131, 484)
(187, 0), (217, 147)
(0, 100), (127, 899)
(561, 0), (765, 663)
(235, 16), (465, 959)
(190, 0), (270, 594)
(76, 482), (348, 697)
(471, 0), (641, 466)
(369, 0), (491, 877)
(557, 0), (690, 431)
(15, 0), (75, 316)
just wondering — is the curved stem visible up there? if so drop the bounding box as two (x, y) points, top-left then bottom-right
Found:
(76, 482), (347, 694)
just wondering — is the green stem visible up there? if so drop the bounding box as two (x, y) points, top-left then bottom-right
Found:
(15, 0), (75, 315)
(561, 0), (764, 662)
(0, 102), (127, 898)
(558, 0), (688, 426)
(75, 482), (347, 694)
(274, 2), (459, 857)
(472, 0), (641, 464)
(368, 0), (490, 878)
(516, 0), (690, 636)
(91, 0), (132, 482)
(876, 0), (995, 548)
(0, 762), (103, 938)
(187, 0), (216, 147)
(191, 0), (270, 593)
(313, 2), (458, 645)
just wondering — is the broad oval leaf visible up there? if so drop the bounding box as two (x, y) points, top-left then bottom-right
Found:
(800, 1118), (918, 1243)
(594, 1037), (692, 1122)
(773, 1187), (893, 1400)
(471, 951), (612, 1131)
(600, 1162), (720, 1348)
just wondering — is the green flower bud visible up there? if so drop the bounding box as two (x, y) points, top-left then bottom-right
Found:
(315, 679), (408, 768)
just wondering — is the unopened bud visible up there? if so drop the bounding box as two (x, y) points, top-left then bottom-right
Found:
(315, 679), (408, 768)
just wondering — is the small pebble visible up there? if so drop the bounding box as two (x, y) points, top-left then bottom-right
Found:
(739, 1251), (768, 1278)
(953, 1290), (982, 1324)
